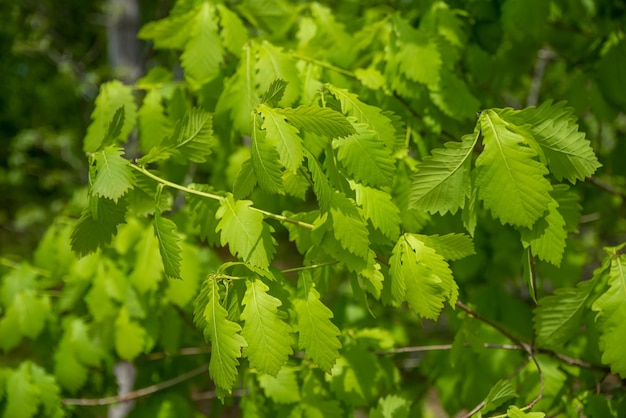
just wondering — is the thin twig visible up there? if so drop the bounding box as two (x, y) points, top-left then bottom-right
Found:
(281, 261), (339, 273)
(526, 47), (554, 107)
(62, 364), (208, 406)
(590, 176), (626, 199)
(192, 388), (247, 401)
(130, 163), (314, 229)
(145, 346), (212, 361)
(376, 343), (522, 355)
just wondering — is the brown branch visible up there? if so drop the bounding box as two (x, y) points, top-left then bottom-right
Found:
(62, 364), (208, 406)
(376, 343), (522, 355)
(590, 176), (626, 199)
(145, 346), (212, 361)
(192, 388), (247, 401)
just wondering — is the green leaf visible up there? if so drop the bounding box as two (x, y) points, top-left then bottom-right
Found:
(187, 184), (221, 245)
(181, 2), (223, 88)
(91, 146), (134, 202)
(326, 84), (397, 148)
(521, 196), (567, 266)
(333, 122), (395, 187)
(507, 101), (601, 183)
(115, 308), (146, 361)
(0, 304), (22, 352)
(138, 89), (173, 153)
(54, 318), (102, 393)
(259, 79), (288, 107)
(256, 41), (300, 106)
(3, 363), (40, 418)
(138, 7), (192, 49)
(250, 122), (285, 194)
(258, 366), (301, 404)
(84, 80), (137, 152)
(295, 271), (341, 372)
(258, 104), (304, 172)
(306, 151), (333, 212)
(330, 193), (370, 261)
(481, 379), (518, 414)
(370, 394), (412, 418)
(30, 363), (63, 418)
(216, 194), (276, 269)
(507, 405), (546, 418)
(153, 213), (183, 280)
(397, 34), (441, 88)
(202, 278), (247, 392)
(241, 278), (293, 375)
(275, 106), (356, 138)
(413, 233), (475, 261)
(130, 224), (164, 293)
(534, 277), (597, 348)
(591, 252), (626, 377)
(551, 185), (581, 233)
(389, 234), (458, 319)
(216, 4), (247, 55)
(71, 197), (127, 256)
(476, 110), (552, 227)
(233, 159), (258, 200)
(12, 290), (49, 339)
(350, 182), (401, 241)
(430, 71), (480, 120)
(141, 108), (216, 164)
(409, 132), (478, 214)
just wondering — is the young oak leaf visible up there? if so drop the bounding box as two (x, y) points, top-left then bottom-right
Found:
(251, 123), (285, 195)
(91, 146), (134, 202)
(241, 278), (293, 376)
(275, 105), (356, 139)
(258, 103), (304, 172)
(203, 278), (247, 392)
(114, 308), (146, 361)
(294, 271), (341, 373)
(350, 181), (401, 241)
(216, 194), (276, 270)
(330, 193), (370, 261)
(153, 212), (183, 279)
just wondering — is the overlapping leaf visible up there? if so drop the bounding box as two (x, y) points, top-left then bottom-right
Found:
(506, 101), (601, 182)
(521, 196), (567, 266)
(251, 123), (285, 194)
(215, 194), (276, 269)
(350, 182), (401, 240)
(333, 122), (395, 187)
(241, 278), (293, 375)
(258, 104), (304, 172)
(276, 105), (355, 138)
(389, 234), (458, 320)
(476, 109), (552, 228)
(256, 41), (300, 106)
(409, 132), (478, 214)
(114, 308), (146, 361)
(294, 272), (341, 372)
(216, 4), (247, 55)
(138, 89), (173, 153)
(413, 233), (475, 261)
(71, 197), (127, 256)
(84, 80), (137, 152)
(330, 193), (370, 261)
(200, 278), (247, 392)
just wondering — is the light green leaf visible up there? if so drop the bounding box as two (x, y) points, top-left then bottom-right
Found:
(259, 78), (288, 107)
(414, 233), (475, 261)
(3, 363), (40, 418)
(476, 110), (552, 227)
(258, 104), (304, 172)
(84, 80), (137, 152)
(115, 308), (146, 361)
(409, 132), (478, 214)
(295, 271), (341, 372)
(507, 101), (601, 183)
(481, 379), (517, 414)
(591, 252), (626, 377)
(430, 71), (480, 120)
(216, 194), (276, 269)
(71, 197), (127, 256)
(306, 151), (333, 212)
(333, 122), (395, 188)
(275, 105), (356, 138)
(350, 182), (401, 240)
(215, 43), (258, 134)
(130, 225), (163, 293)
(258, 366), (301, 404)
(256, 41), (300, 106)
(216, 4), (247, 55)
(326, 84), (397, 148)
(137, 7), (192, 49)
(398, 36), (441, 88)
(203, 278), (247, 392)
(389, 234), (458, 319)
(521, 196), (567, 266)
(551, 185), (581, 233)
(330, 193), (370, 261)
(91, 146), (134, 202)
(0, 304), (22, 352)
(187, 184), (222, 245)
(241, 278), (293, 375)
(13, 290), (49, 339)
(138, 89), (173, 153)
(181, 2), (223, 88)
(370, 394), (412, 418)
(507, 405), (546, 418)
(233, 159), (258, 200)
(153, 213), (183, 280)
(165, 244), (204, 308)
(54, 318), (102, 393)
(141, 108), (216, 164)
(251, 123), (285, 195)
(30, 363), (63, 418)
(534, 277), (597, 347)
